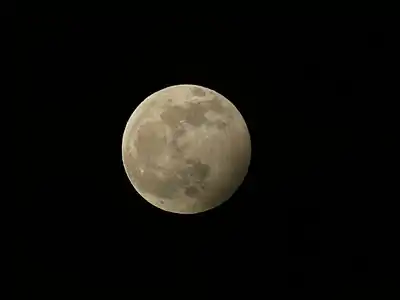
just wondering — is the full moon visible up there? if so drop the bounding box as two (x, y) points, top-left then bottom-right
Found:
(122, 84), (251, 214)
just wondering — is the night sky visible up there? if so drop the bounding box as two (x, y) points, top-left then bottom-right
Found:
(15, 13), (397, 299)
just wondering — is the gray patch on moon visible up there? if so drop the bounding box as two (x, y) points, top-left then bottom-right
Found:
(213, 120), (228, 130)
(159, 95), (228, 131)
(185, 158), (197, 165)
(191, 86), (206, 97)
(134, 121), (167, 159)
(160, 103), (209, 127)
(182, 159), (211, 183)
(152, 177), (181, 199)
(160, 105), (187, 128)
(130, 159), (211, 201)
(169, 127), (186, 156)
(180, 159), (211, 198)
(184, 186), (199, 197)
(184, 104), (209, 126)
(203, 96), (226, 114)
(129, 166), (177, 199)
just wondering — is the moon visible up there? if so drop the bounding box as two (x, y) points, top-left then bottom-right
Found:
(122, 84), (251, 214)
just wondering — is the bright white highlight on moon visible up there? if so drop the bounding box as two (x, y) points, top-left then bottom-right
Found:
(122, 84), (251, 214)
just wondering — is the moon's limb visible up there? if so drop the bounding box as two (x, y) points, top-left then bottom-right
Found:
(122, 84), (251, 214)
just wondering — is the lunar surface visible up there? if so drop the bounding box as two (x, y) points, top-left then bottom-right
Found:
(122, 84), (251, 214)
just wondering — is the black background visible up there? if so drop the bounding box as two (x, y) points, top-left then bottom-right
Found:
(15, 14), (397, 298)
